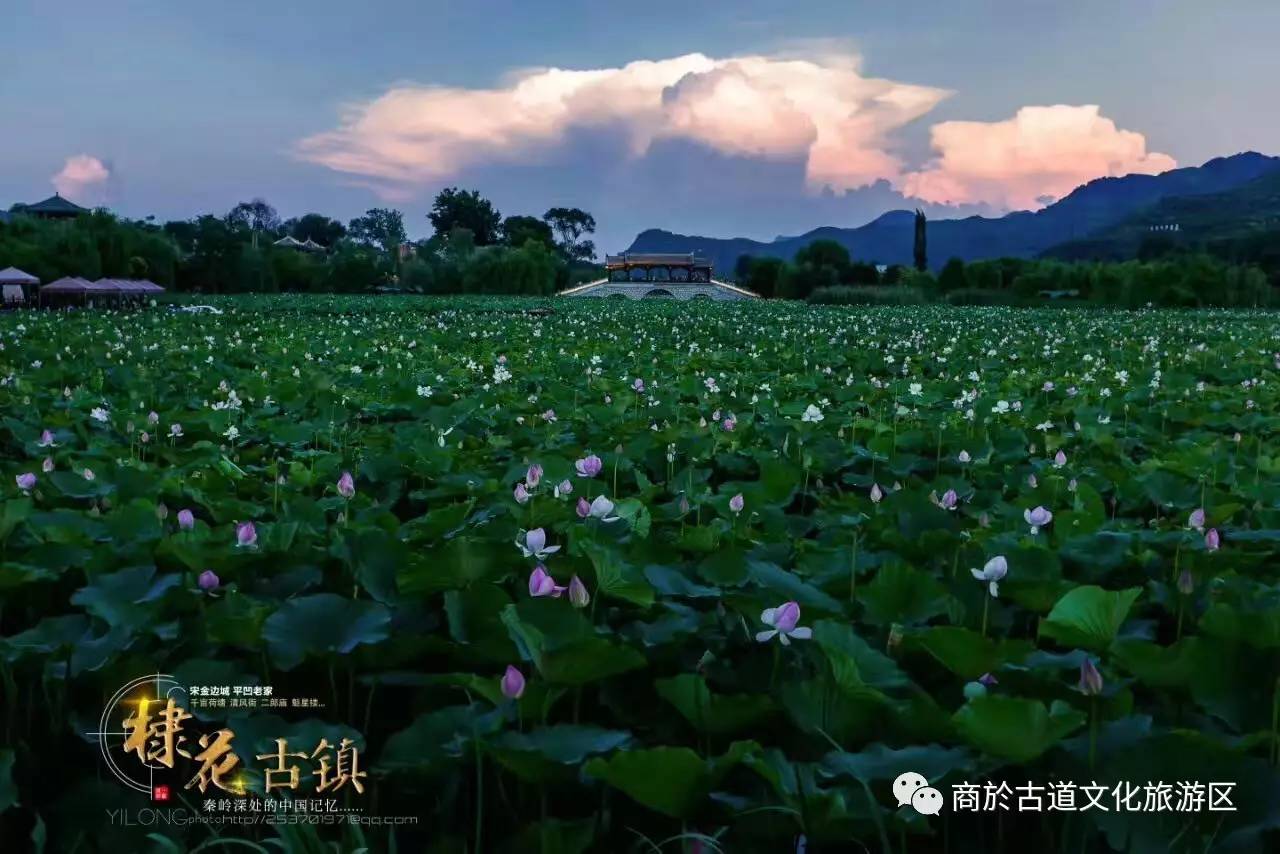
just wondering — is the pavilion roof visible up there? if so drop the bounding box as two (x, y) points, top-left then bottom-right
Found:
(20, 194), (90, 216)
(41, 277), (94, 293)
(0, 266), (39, 285)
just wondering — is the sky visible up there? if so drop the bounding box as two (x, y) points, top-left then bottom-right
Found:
(3, 0), (1278, 253)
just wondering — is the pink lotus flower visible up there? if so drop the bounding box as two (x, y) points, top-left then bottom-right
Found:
(755, 601), (811, 645)
(729, 493), (744, 515)
(1024, 506), (1053, 534)
(1027, 474), (1038, 488)
(15, 472), (36, 492)
(516, 528), (560, 560)
(501, 665), (525, 699)
(978, 672), (999, 687)
(1205, 528), (1220, 551)
(235, 521), (257, 548)
(553, 479), (572, 498)
(1053, 450), (1067, 468)
(37, 429), (56, 448)
(722, 417), (736, 432)
(528, 565), (564, 598)
(575, 455), (603, 478)
(41, 457), (53, 473)
(337, 471), (355, 499)
(526, 464), (543, 489)
(1187, 508), (1206, 532)
(148, 411), (160, 425)
(568, 575), (591, 608)
(586, 495), (620, 522)
(197, 570), (220, 592)
(177, 509), (195, 530)
(576, 497), (591, 518)
(937, 489), (958, 510)
(632, 378), (645, 393)
(82, 468), (95, 481)
(513, 482), (530, 505)
(957, 450), (971, 464)
(1078, 658), (1104, 696)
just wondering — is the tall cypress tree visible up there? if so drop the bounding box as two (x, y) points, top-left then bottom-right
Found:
(913, 209), (928, 272)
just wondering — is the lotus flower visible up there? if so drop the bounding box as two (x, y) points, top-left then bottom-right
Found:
(978, 673), (999, 687)
(755, 601), (812, 645)
(554, 479), (572, 498)
(235, 521), (257, 548)
(576, 497), (591, 518)
(147, 411), (160, 425)
(516, 528), (560, 560)
(37, 429), (56, 447)
(197, 570), (220, 592)
(337, 471), (355, 499)
(568, 575), (591, 608)
(587, 495), (620, 522)
(169, 423), (184, 438)
(971, 556), (1008, 597)
(82, 468), (95, 481)
(1053, 450), (1067, 468)
(177, 509), (195, 530)
(526, 464), (543, 489)
(1078, 658), (1104, 696)
(723, 417), (736, 432)
(1205, 528), (1220, 552)
(632, 378), (645, 392)
(15, 472), (35, 492)
(937, 489), (958, 510)
(957, 450), (971, 463)
(1024, 506), (1053, 534)
(870, 483), (883, 504)
(1187, 508), (1206, 532)
(513, 482), (530, 505)
(41, 457), (53, 473)
(729, 493), (744, 515)
(801, 404), (824, 423)
(500, 665), (525, 699)
(575, 455), (603, 478)
(527, 565), (564, 598)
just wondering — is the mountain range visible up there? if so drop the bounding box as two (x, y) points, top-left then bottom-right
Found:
(625, 152), (1280, 272)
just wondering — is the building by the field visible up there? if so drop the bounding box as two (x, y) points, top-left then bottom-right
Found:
(561, 252), (757, 301)
(0, 267), (39, 305)
(273, 235), (327, 252)
(11, 193), (91, 220)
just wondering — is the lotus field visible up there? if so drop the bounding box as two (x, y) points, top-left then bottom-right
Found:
(2, 297), (1280, 853)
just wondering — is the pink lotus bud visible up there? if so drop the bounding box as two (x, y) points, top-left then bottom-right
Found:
(337, 470), (355, 499)
(148, 411), (160, 425)
(723, 417), (736, 432)
(514, 482), (530, 505)
(939, 489), (958, 510)
(870, 483), (883, 503)
(575, 455), (603, 478)
(526, 464), (543, 489)
(555, 479), (572, 497)
(958, 450), (971, 463)
(1054, 450), (1067, 468)
(568, 575), (590, 608)
(1187, 508), (1205, 532)
(197, 570), (220, 592)
(500, 665), (525, 699)
(38, 429), (55, 447)
(729, 493), (744, 515)
(15, 472), (36, 492)
(1205, 528), (1220, 551)
(528, 565), (561, 597)
(236, 521), (257, 547)
(178, 509), (195, 530)
(42, 457), (53, 473)
(576, 497), (591, 518)
(1078, 658), (1104, 696)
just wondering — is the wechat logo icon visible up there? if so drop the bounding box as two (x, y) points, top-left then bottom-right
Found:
(893, 771), (944, 816)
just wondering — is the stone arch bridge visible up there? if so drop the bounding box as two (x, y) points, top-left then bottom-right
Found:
(558, 279), (758, 301)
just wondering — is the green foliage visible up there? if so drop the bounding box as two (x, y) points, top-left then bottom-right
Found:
(807, 285), (925, 305)
(428, 187), (502, 246)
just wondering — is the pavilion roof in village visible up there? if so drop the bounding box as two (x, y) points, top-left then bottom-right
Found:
(0, 267), (39, 285)
(17, 193), (91, 217)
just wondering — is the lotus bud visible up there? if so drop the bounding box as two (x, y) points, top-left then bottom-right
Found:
(729, 493), (744, 515)
(576, 497), (591, 518)
(500, 665), (525, 700)
(514, 482), (530, 505)
(1078, 658), (1104, 696)
(525, 464), (543, 489)
(42, 457), (53, 473)
(178, 509), (195, 530)
(1205, 528), (1220, 552)
(235, 521), (257, 548)
(337, 470), (355, 499)
(1187, 507), (1206, 532)
(156, 502), (169, 520)
(567, 575), (590, 608)
(197, 570), (220, 592)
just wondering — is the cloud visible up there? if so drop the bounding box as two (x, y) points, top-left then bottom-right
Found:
(901, 105), (1176, 209)
(297, 52), (950, 198)
(52, 154), (111, 204)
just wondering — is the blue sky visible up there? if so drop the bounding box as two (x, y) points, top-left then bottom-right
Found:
(3, 0), (1278, 252)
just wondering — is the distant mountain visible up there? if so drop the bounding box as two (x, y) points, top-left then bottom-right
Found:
(626, 152), (1280, 272)
(1042, 166), (1280, 261)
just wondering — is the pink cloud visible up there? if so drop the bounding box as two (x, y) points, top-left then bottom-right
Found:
(900, 105), (1176, 209)
(296, 52), (950, 197)
(52, 154), (110, 204)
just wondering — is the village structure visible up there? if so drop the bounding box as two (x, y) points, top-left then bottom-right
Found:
(560, 252), (758, 300)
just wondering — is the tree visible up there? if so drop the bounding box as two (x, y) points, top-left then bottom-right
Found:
(429, 188), (501, 246)
(503, 215), (554, 249)
(348, 208), (407, 258)
(744, 257), (784, 298)
(226, 199), (280, 249)
(795, 240), (851, 275)
(734, 254), (755, 283)
(913, 209), (928, 272)
(543, 207), (597, 262)
(938, 257), (967, 292)
(285, 213), (346, 247)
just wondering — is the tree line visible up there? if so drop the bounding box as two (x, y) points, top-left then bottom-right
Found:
(734, 237), (1274, 308)
(0, 189), (601, 295)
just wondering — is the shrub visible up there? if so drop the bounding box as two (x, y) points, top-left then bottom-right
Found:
(807, 285), (926, 305)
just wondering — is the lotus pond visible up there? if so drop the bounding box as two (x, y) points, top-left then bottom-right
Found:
(1, 296), (1278, 853)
